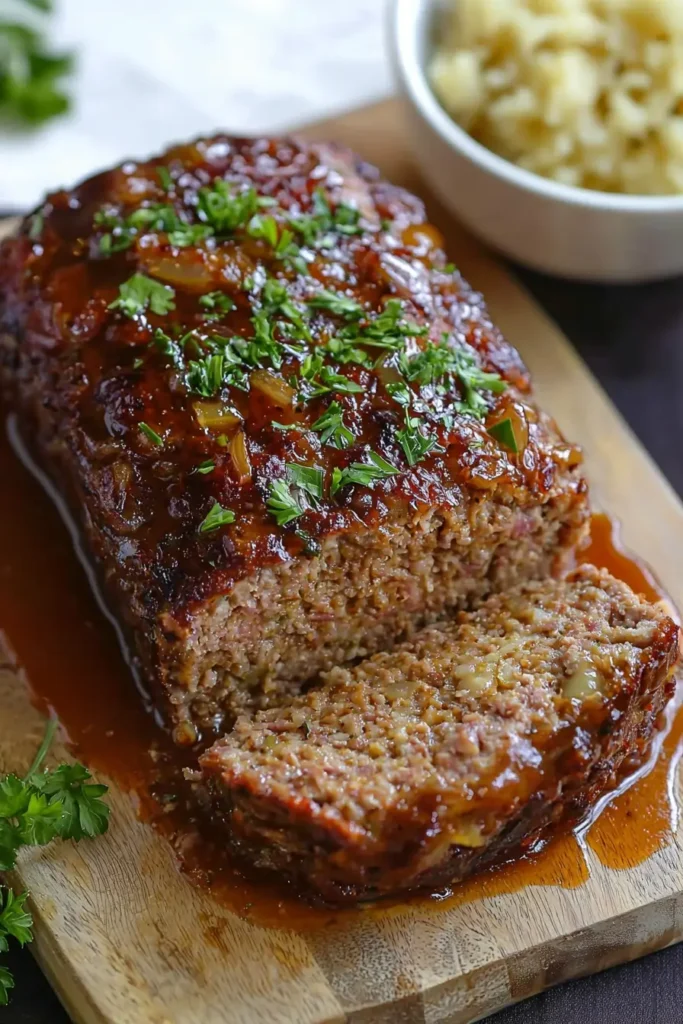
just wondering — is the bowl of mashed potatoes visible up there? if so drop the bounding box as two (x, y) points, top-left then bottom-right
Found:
(391, 0), (683, 281)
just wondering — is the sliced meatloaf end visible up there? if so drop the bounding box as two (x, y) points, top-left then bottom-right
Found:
(198, 567), (680, 903)
(0, 134), (587, 739)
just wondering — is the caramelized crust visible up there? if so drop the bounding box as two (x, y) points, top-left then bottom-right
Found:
(0, 135), (588, 732)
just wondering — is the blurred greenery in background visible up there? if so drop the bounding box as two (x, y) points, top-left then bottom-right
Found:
(0, 0), (72, 126)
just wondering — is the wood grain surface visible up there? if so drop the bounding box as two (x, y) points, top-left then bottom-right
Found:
(2, 98), (683, 1024)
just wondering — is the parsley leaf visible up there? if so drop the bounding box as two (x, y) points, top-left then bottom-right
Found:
(0, 722), (109, 1006)
(267, 478), (306, 526)
(197, 179), (272, 235)
(186, 353), (226, 397)
(308, 289), (364, 319)
(396, 413), (444, 467)
(297, 354), (363, 401)
(330, 451), (399, 495)
(386, 381), (412, 407)
(401, 336), (506, 418)
(267, 463), (323, 526)
(199, 291), (235, 315)
(108, 273), (175, 318)
(198, 501), (235, 533)
(0, 965), (14, 1007)
(288, 187), (363, 246)
(0, 889), (33, 951)
(35, 764), (110, 841)
(488, 417), (519, 453)
(0, 18), (73, 127)
(17, 791), (63, 846)
(286, 463), (324, 501)
(139, 422), (163, 447)
(247, 213), (278, 247)
(310, 401), (355, 449)
(157, 166), (173, 191)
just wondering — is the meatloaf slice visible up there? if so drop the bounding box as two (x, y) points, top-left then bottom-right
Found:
(0, 134), (587, 739)
(199, 567), (679, 903)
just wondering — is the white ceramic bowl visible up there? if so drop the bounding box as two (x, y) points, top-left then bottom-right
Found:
(390, 0), (683, 283)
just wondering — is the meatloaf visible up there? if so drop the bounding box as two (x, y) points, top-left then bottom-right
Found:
(0, 134), (587, 738)
(199, 567), (679, 902)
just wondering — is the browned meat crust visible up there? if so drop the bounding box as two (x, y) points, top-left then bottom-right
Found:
(0, 135), (588, 736)
(198, 567), (679, 903)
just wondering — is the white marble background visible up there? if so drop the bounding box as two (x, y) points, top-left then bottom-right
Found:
(0, 0), (393, 209)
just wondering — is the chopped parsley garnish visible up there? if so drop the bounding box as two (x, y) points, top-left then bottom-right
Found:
(396, 412), (443, 466)
(261, 277), (310, 339)
(0, 721), (109, 1006)
(157, 166), (173, 191)
(488, 417), (519, 453)
(297, 354), (364, 401)
(247, 213), (278, 247)
(351, 299), (426, 351)
(444, 262), (456, 274)
(197, 179), (274, 235)
(97, 203), (207, 254)
(288, 186), (363, 246)
(286, 463), (324, 501)
(199, 291), (235, 315)
(266, 479), (306, 526)
(266, 463), (323, 525)
(195, 459), (216, 475)
(139, 422), (163, 446)
(167, 223), (212, 248)
(28, 211), (44, 240)
(311, 401), (355, 449)
(400, 336), (506, 418)
(108, 273), (175, 318)
(330, 451), (399, 495)
(186, 353), (226, 397)
(386, 381), (412, 407)
(199, 501), (235, 533)
(308, 289), (364, 319)
(321, 335), (373, 368)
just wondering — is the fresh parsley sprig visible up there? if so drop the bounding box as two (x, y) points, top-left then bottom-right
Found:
(0, 889), (32, 1006)
(0, 720), (110, 1006)
(0, 3), (74, 128)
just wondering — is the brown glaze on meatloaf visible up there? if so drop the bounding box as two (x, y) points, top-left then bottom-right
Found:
(198, 567), (679, 903)
(0, 135), (587, 737)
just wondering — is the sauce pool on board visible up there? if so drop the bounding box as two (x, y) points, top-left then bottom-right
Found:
(0, 415), (681, 927)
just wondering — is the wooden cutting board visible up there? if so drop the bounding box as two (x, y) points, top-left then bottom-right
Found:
(3, 97), (683, 1024)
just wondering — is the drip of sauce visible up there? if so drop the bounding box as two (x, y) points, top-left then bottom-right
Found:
(0, 416), (680, 928)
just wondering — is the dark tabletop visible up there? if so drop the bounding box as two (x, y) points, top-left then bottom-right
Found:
(4, 266), (683, 1024)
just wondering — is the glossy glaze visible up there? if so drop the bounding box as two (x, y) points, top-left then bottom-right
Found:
(0, 415), (678, 927)
(0, 136), (583, 627)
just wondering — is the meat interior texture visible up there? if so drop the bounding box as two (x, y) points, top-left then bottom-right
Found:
(0, 133), (676, 905)
(200, 567), (679, 902)
(0, 135), (589, 741)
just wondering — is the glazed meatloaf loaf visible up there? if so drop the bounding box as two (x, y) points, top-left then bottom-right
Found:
(199, 567), (679, 902)
(0, 134), (587, 737)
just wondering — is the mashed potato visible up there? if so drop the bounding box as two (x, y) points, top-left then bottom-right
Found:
(429, 0), (683, 195)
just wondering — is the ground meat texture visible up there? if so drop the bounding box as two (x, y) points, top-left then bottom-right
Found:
(198, 568), (680, 903)
(0, 134), (587, 737)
